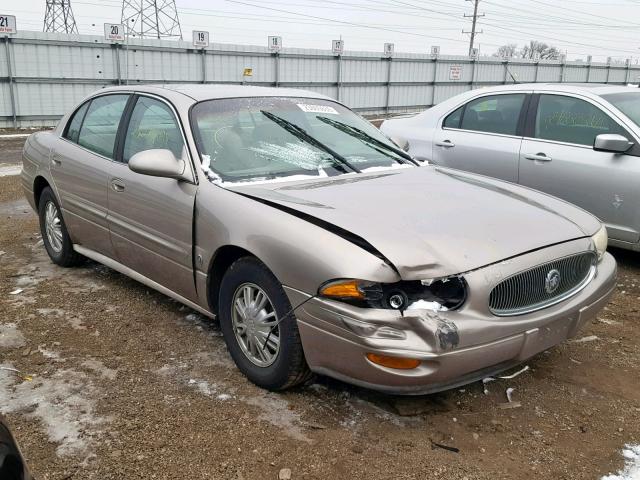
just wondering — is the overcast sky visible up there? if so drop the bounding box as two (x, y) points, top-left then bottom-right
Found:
(9, 0), (640, 61)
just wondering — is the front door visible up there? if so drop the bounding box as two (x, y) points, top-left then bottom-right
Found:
(106, 95), (198, 301)
(519, 93), (640, 244)
(432, 93), (528, 182)
(50, 94), (130, 257)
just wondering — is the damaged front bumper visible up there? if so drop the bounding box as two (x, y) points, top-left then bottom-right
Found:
(285, 238), (617, 395)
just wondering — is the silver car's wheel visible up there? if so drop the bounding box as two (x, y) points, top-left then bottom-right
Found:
(231, 283), (280, 367)
(44, 201), (63, 253)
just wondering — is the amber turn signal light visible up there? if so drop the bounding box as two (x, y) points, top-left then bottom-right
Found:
(366, 353), (421, 370)
(319, 280), (365, 299)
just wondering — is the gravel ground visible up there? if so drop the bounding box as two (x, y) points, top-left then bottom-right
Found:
(1, 137), (639, 480)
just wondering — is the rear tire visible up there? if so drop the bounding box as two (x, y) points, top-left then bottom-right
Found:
(38, 187), (83, 267)
(218, 256), (312, 390)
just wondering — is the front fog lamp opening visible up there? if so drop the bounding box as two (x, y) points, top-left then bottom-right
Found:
(366, 353), (420, 370)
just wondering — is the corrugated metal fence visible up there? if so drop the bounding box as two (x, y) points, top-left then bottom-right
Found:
(2, 31), (640, 127)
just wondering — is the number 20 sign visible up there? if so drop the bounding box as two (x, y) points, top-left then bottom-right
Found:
(104, 23), (125, 42)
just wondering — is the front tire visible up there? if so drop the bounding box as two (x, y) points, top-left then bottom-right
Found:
(218, 257), (311, 390)
(38, 187), (83, 267)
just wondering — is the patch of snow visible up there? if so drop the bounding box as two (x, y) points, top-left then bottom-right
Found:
(9, 289), (23, 295)
(0, 323), (26, 349)
(217, 393), (232, 401)
(245, 393), (310, 443)
(222, 169), (328, 186)
(406, 299), (447, 311)
(601, 445), (640, 480)
(81, 359), (117, 381)
(0, 165), (22, 177)
(573, 335), (599, 343)
(38, 345), (62, 360)
(0, 364), (107, 457)
(359, 163), (413, 173)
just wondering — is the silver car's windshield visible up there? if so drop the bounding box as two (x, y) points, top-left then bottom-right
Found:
(191, 97), (411, 183)
(602, 92), (640, 127)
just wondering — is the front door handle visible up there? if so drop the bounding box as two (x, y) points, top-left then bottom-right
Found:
(435, 140), (455, 148)
(111, 179), (126, 192)
(524, 153), (552, 162)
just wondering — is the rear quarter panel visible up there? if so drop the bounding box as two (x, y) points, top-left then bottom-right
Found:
(21, 131), (58, 210)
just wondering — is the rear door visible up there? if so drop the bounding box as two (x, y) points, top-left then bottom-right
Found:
(519, 93), (640, 244)
(51, 94), (130, 257)
(106, 94), (198, 301)
(431, 92), (529, 182)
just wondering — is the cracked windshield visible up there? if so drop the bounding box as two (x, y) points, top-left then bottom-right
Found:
(191, 96), (412, 183)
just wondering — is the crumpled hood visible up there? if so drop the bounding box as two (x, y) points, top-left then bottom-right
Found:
(229, 166), (601, 279)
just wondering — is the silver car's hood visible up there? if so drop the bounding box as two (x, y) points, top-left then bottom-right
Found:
(229, 166), (601, 279)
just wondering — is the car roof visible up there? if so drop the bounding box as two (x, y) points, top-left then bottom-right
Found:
(98, 83), (333, 103)
(470, 82), (637, 96)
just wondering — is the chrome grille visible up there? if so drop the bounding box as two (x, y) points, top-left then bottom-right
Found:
(489, 252), (597, 316)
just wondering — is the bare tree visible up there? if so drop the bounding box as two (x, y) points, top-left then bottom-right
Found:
(493, 44), (518, 58)
(520, 40), (560, 60)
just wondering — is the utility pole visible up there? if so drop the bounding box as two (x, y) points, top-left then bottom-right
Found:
(463, 0), (484, 56)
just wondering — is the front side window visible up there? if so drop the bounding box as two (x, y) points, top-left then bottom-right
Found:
(460, 94), (526, 135)
(191, 97), (412, 183)
(77, 94), (129, 158)
(535, 94), (625, 146)
(123, 96), (185, 163)
(64, 102), (89, 143)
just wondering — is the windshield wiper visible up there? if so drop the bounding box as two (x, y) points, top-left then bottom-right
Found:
(260, 110), (361, 174)
(316, 115), (418, 166)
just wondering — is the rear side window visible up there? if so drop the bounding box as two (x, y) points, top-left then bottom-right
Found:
(123, 96), (185, 163)
(64, 102), (89, 143)
(443, 106), (463, 128)
(535, 94), (625, 146)
(460, 94), (526, 135)
(77, 94), (129, 159)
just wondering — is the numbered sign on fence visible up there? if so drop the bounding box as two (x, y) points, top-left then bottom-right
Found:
(192, 30), (209, 49)
(384, 43), (394, 57)
(104, 23), (125, 42)
(268, 36), (282, 52)
(431, 46), (440, 57)
(0, 14), (17, 35)
(332, 40), (344, 55)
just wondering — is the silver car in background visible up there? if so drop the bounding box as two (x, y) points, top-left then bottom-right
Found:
(381, 84), (640, 252)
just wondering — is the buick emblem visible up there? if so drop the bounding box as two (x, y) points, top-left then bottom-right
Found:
(545, 269), (561, 294)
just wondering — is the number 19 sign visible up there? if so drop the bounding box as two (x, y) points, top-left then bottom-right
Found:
(193, 30), (209, 49)
(104, 23), (125, 42)
(0, 14), (17, 35)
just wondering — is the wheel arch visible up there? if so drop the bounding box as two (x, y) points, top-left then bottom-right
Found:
(206, 245), (257, 316)
(33, 175), (52, 208)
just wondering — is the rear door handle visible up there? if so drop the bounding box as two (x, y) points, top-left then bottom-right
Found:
(435, 140), (455, 148)
(51, 154), (62, 166)
(111, 179), (126, 192)
(524, 153), (552, 162)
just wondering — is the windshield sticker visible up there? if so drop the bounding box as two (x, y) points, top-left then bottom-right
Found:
(297, 103), (339, 115)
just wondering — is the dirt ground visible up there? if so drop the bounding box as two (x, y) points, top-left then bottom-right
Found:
(1, 136), (639, 480)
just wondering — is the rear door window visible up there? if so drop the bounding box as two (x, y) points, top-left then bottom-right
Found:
(460, 94), (526, 135)
(77, 94), (129, 159)
(64, 102), (90, 143)
(534, 94), (625, 146)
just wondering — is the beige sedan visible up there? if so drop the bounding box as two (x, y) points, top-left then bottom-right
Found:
(21, 85), (616, 393)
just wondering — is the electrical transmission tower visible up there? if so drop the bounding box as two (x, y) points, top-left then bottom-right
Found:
(43, 0), (79, 34)
(121, 0), (183, 40)
(463, 0), (484, 57)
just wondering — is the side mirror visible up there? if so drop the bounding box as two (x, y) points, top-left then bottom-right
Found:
(593, 134), (633, 154)
(128, 149), (188, 180)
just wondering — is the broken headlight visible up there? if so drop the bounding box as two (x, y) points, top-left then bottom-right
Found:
(318, 277), (466, 311)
